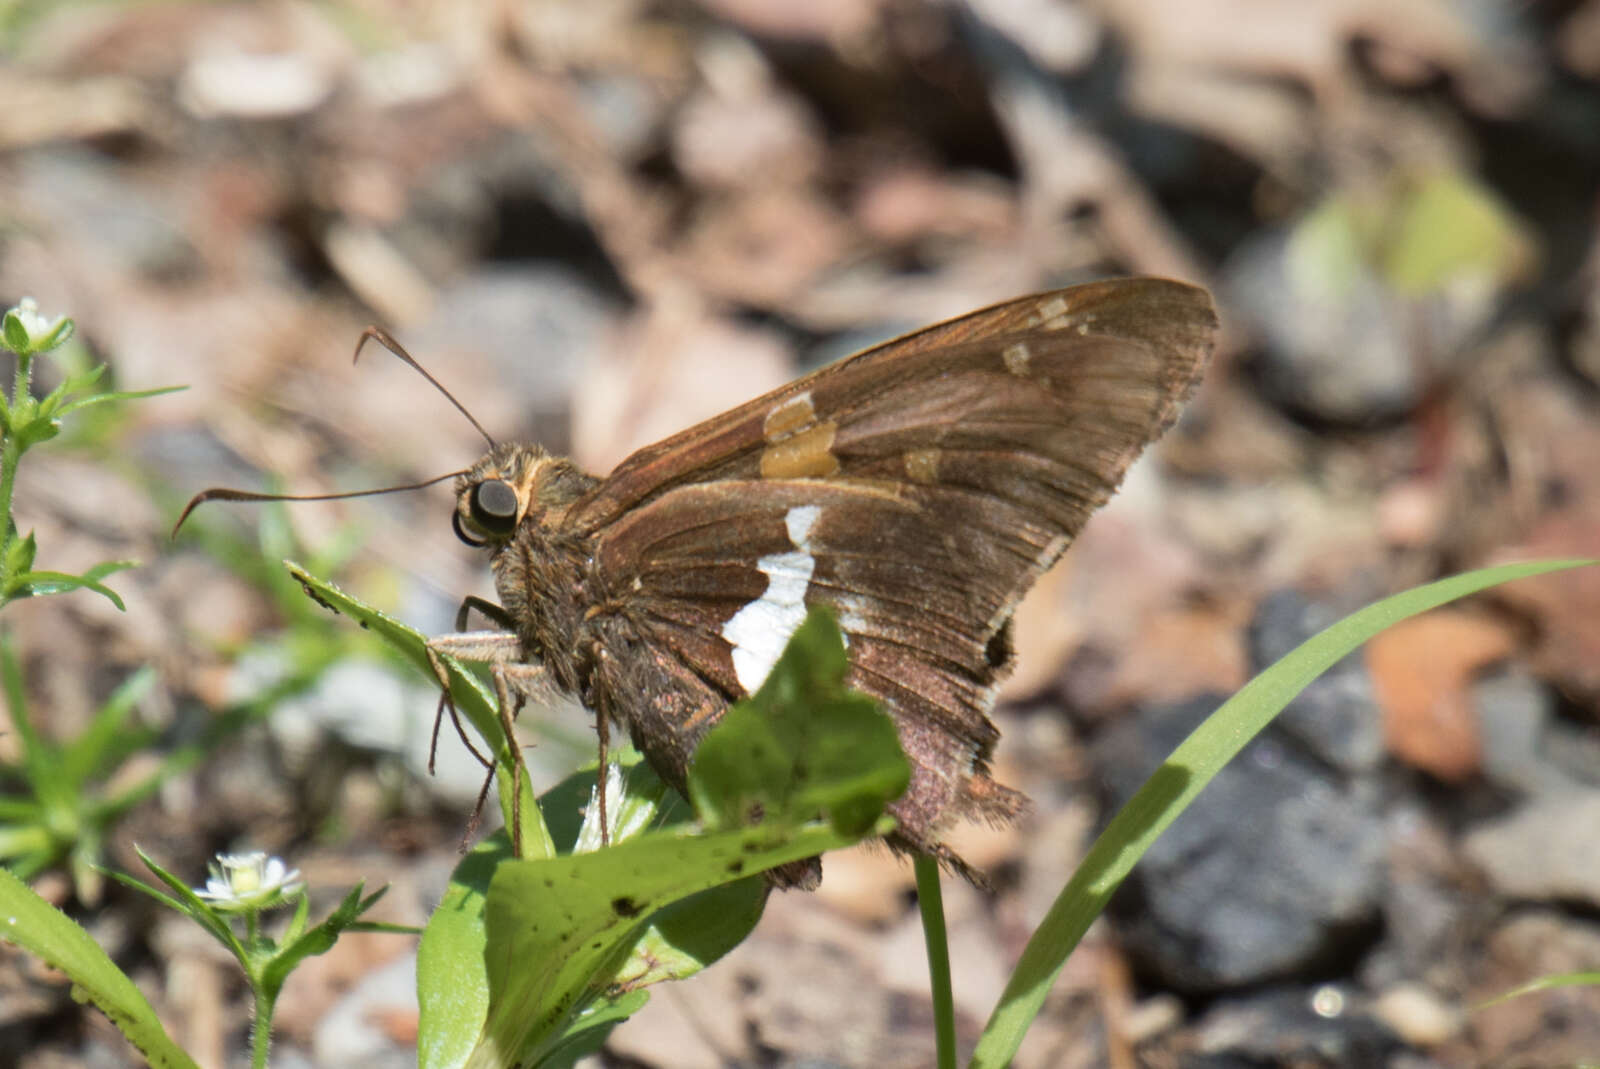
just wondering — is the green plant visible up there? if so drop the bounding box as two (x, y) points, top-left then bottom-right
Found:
(0, 298), (180, 610)
(285, 574), (910, 1065)
(0, 298), (196, 900)
(0, 557), (1590, 1067)
(0, 637), (170, 901)
(119, 849), (410, 1069)
(301, 556), (1598, 1069)
(0, 600), (907, 1068)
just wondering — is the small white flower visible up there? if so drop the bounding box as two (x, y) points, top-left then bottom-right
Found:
(194, 851), (304, 911)
(5, 297), (73, 352)
(13, 298), (61, 339)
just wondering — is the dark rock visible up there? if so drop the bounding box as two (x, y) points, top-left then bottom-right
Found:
(1249, 589), (1385, 775)
(1095, 693), (1386, 992)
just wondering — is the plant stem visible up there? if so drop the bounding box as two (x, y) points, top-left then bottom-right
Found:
(915, 855), (957, 1069)
(11, 350), (31, 411)
(0, 351), (28, 567)
(249, 988), (274, 1069)
(0, 437), (21, 578)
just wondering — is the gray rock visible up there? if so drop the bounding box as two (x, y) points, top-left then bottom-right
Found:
(1095, 694), (1386, 992)
(1250, 589), (1386, 775)
(1228, 230), (1421, 424)
(1473, 669), (1575, 796)
(312, 952), (418, 1068)
(405, 264), (624, 443)
(1462, 790), (1600, 905)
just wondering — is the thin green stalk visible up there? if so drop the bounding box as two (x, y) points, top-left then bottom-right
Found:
(915, 855), (957, 1069)
(0, 350), (28, 567)
(249, 988), (273, 1069)
(0, 436), (20, 560)
(11, 349), (31, 407)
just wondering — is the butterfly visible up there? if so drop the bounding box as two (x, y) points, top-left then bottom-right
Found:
(182, 276), (1217, 888)
(440, 276), (1216, 884)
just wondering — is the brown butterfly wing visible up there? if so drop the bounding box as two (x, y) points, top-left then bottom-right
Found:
(578, 277), (1216, 526)
(575, 278), (1218, 864)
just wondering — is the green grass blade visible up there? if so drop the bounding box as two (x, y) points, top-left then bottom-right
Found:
(63, 666), (156, 784)
(1476, 970), (1600, 1009)
(915, 855), (957, 1069)
(969, 558), (1595, 1069)
(0, 867), (200, 1068)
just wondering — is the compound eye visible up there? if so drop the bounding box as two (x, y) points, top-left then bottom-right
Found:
(452, 511), (485, 547)
(468, 479), (519, 536)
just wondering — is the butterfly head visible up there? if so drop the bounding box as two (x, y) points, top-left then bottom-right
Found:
(452, 443), (594, 549)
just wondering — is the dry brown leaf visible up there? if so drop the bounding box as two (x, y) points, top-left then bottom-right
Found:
(1367, 609), (1517, 781)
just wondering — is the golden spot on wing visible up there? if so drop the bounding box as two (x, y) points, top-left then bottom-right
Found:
(1002, 341), (1032, 376)
(905, 448), (941, 483)
(763, 391), (817, 442)
(760, 421), (840, 478)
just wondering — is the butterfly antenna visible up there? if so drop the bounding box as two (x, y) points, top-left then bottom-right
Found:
(354, 326), (496, 448)
(171, 469), (467, 539)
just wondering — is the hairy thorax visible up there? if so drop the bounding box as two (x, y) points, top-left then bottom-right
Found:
(453, 443), (601, 697)
(491, 524), (596, 696)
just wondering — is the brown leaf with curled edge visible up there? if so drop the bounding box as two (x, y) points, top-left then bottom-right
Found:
(1367, 609), (1517, 782)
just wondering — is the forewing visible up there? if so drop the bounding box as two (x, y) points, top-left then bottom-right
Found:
(573, 277), (1217, 533)
(577, 278), (1219, 849)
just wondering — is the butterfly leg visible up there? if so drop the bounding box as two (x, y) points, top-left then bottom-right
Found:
(595, 711), (610, 846)
(436, 597), (523, 766)
(426, 628), (543, 853)
(455, 594), (516, 632)
(488, 659), (547, 856)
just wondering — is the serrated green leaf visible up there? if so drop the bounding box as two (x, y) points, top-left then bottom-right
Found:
(689, 607), (908, 836)
(0, 867), (200, 1069)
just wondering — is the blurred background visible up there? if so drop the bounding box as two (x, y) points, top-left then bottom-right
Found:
(2, 0), (1599, 1066)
